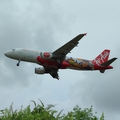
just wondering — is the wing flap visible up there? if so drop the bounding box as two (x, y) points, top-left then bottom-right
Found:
(49, 71), (59, 80)
(44, 66), (59, 80)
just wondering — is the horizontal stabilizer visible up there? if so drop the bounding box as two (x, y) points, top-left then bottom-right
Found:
(101, 58), (117, 66)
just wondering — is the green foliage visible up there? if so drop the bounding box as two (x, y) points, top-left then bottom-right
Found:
(61, 105), (103, 120)
(0, 101), (104, 120)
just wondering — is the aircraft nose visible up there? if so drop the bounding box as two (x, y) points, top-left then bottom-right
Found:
(4, 51), (12, 57)
(4, 51), (9, 57)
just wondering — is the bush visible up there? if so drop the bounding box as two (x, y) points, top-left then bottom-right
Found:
(0, 100), (104, 120)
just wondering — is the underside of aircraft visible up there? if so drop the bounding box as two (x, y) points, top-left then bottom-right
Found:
(4, 33), (117, 80)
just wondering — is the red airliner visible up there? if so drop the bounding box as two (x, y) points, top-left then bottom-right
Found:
(4, 33), (117, 80)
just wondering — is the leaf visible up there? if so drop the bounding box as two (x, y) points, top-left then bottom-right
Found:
(38, 99), (44, 107)
(31, 100), (36, 107)
(9, 102), (14, 114)
(0, 110), (4, 114)
(100, 113), (104, 120)
(45, 104), (55, 110)
(56, 109), (63, 118)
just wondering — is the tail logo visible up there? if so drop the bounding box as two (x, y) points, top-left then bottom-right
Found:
(100, 51), (109, 63)
(93, 50), (110, 65)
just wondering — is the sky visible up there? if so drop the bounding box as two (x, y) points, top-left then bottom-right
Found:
(0, 0), (120, 119)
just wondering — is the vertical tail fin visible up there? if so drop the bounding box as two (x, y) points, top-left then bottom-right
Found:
(92, 49), (110, 65)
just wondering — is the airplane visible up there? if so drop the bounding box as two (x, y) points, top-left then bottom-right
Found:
(4, 33), (117, 80)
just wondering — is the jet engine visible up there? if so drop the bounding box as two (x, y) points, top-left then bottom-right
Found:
(40, 52), (53, 59)
(35, 67), (45, 74)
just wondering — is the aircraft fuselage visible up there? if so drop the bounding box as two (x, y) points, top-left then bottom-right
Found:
(4, 48), (113, 71)
(4, 33), (117, 80)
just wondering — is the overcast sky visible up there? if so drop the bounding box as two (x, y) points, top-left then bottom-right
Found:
(0, 0), (120, 119)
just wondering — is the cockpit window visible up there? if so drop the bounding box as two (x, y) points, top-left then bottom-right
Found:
(12, 49), (15, 51)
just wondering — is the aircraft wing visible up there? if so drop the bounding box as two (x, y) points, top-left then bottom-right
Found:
(53, 33), (86, 58)
(44, 33), (86, 80)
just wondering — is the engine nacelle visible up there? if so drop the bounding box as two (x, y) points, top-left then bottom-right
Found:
(35, 67), (45, 74)
(40, 52), (53, 59)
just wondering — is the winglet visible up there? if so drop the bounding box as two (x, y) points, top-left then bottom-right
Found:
(84, 33), (87, 36)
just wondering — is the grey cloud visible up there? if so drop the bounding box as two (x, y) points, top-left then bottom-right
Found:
(0, 0), (66, 89)
(0, 0), (120, 120)
(69, 52), (119, 119)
